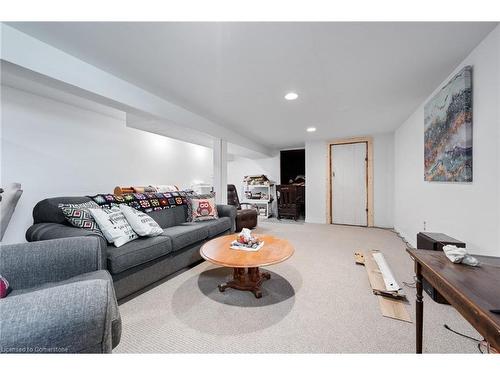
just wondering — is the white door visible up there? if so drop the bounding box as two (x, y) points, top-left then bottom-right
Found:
(331, 142), (367, 226)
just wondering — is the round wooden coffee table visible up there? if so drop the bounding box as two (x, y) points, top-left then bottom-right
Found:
(200, 234), (294, 298)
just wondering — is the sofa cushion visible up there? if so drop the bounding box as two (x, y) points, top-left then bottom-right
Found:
(8, 270), (113, 297)
(147, 206), (188, 229)
(180, 217), (232, 238)
(3, 270), (121, 352)
(207, 217), (232, 237)
(33, 197), (92, 224)
(161, 225), (209, 252)
(106, 236), (172, 274)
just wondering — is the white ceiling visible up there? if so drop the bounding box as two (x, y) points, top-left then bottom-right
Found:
(7, 22), (498, 150)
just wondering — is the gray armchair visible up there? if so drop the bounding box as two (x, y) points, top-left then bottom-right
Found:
(0, 237), (121, 353)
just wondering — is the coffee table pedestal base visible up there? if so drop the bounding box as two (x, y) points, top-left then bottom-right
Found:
(218, 267), (271, 298)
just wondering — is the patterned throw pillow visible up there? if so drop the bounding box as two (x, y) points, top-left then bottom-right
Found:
(189, 196), (219, 222)
(59, 201), (103, 236)
(152, 185), (178, 193)
(119, 204), (163, 237)
(185, 192), (216, 222)
(0, 275), (10, 298)
(89, 207), (138, 247)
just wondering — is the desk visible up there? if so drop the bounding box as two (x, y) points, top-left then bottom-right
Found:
(407, 248), (500, 353)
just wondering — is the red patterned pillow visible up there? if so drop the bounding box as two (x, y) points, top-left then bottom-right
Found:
(0, 275), (10, 298)
(190, 197), (219, 222)
(59, 201), (103, 236)
(185, 192), (215, 222)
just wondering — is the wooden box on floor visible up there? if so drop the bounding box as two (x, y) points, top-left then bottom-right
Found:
(276, 185), (304, 220)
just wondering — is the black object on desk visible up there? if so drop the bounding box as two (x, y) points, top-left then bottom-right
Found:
(416, 232), (466, 304)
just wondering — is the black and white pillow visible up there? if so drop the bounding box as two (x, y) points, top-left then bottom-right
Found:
(59, 201), (103, 236)
(89, 206), (138, 247)
(119, 204), (163, 237)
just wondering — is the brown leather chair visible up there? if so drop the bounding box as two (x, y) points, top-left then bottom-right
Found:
(227, 184), (258, 232)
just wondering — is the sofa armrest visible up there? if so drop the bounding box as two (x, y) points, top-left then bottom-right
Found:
(26, 222), (107, 268)
(0, 183), (22, 241)
(0, 237), (103, 291)
(0, 278), (117, 353)
(217, 204), (237, 233)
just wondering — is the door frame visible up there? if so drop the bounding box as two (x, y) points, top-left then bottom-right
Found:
(326, 136), (374, 227)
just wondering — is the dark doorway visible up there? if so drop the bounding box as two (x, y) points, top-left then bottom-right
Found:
(278, 149), (305, 220)
(280, 149), (305, 184)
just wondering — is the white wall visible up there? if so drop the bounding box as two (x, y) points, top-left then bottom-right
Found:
(0, 24), (272, 157)
(1, 86), (213, 244)
(305, 140), (327, 223)
(305, 133), (395, 227)
(373, 133), (394, 228)
(227, 154), (280, 187)
(394, 26), (500, 256)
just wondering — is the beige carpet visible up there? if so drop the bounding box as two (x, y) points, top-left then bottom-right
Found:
(115, 222), (481, 353)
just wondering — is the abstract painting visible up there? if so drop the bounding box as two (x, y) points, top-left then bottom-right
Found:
(424, 66), (473, 182)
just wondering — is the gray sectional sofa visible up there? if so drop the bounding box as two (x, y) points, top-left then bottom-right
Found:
(26, 196), (236, 300)
(0, 237), (121, 353)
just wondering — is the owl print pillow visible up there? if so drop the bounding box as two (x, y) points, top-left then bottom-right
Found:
(189, 197), (219, 222)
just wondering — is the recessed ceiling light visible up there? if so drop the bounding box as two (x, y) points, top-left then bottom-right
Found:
(284, 92), (298, 101)
(307, 127), (317, 132)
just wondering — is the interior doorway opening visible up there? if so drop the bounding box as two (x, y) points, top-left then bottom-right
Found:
(278, 149), (305, 220)
(327, 137), (374, 227)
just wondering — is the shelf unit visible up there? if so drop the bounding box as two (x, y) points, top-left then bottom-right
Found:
(241, 183), (275, 218)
